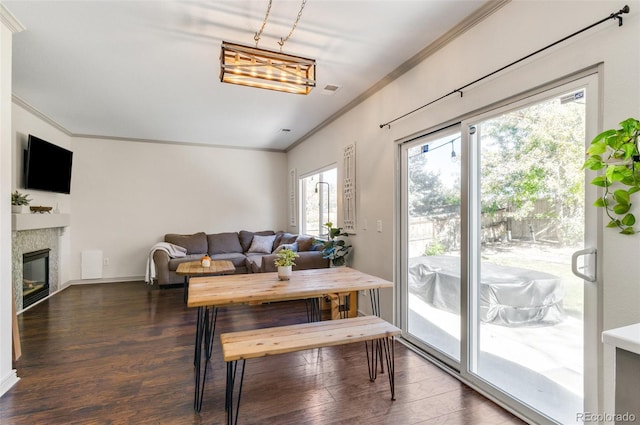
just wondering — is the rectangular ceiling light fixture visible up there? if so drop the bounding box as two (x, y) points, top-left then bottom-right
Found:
(220, 41), (316, 95)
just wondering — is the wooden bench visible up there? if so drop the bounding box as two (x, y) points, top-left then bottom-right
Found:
(221, 315), (401, 425)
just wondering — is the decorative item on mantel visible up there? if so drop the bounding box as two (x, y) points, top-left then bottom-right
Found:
(317, 222), (352, 267)
(274, 248), (299, 281)
(11, 190), (31, 214)
(30, 206), (53, 214)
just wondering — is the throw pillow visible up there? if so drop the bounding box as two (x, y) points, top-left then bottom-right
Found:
(239, 230), (275, 252)
(273, 232), (298, 248)
(248, 234), (277, 254)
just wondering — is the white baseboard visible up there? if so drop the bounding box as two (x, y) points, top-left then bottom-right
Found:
(0, 369), (19, 398)
(66, 275), (144, 285)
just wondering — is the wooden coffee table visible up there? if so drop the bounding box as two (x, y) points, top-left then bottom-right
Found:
(176, 260), (235, 304)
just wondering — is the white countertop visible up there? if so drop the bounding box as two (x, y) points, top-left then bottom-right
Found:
(602, 323), (640, 355)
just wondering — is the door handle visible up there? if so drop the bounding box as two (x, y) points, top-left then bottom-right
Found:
(571, 248), (597, 282)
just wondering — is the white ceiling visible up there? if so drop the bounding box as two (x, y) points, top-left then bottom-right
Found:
(6, 0), (488, 151)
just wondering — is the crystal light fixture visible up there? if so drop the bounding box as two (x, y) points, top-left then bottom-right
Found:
(220, 41), (316, 95)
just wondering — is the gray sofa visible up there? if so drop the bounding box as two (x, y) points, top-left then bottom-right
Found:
(152, 230), (329, 286)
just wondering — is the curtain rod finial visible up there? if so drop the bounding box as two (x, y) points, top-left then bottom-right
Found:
(613, 5), (630, 26)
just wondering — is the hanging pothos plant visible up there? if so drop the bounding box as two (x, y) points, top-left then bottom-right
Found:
(583, 117), (640, 235)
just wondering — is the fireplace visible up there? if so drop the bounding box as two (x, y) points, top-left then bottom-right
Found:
(23, 249), (50, 309)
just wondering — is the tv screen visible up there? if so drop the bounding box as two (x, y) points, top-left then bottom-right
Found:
(24, 135), (73, 194)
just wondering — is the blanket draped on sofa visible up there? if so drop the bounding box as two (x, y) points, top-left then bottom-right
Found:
(145, 242), (187, 284)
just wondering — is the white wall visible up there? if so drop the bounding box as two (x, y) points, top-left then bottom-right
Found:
(287, 0), (640, 404)
(69, 137), (288, 281)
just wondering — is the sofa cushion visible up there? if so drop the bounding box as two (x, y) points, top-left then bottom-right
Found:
(239, 230), (275, 252)
(209, 253), (247, 269)
(165, 232), (207, 255)
(295, 235), (316, 251)
(207, 232), (243, 255)
(248, 234), (277, 254)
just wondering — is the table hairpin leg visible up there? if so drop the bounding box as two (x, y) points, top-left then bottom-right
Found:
(183, 276), (189, 304)
(305, 298), (322, 322)
(338, 293), (350, 319)
(193, 305), (217, 412)
(366, 288), (385, 374)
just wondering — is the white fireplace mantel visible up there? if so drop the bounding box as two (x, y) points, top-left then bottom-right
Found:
(12, 213), (70, 231)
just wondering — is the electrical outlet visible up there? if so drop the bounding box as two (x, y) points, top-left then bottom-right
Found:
(103, 257), (110, 266)
(376, 220), (382, 233)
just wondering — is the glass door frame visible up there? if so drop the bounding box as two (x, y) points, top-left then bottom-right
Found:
(398, 123), (463, 372)
(396, 69), (602, 424)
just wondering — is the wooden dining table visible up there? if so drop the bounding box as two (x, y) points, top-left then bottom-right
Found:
(186, 266), (394, 412)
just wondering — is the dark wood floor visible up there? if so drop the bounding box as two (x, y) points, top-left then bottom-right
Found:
(1, 282), (526, 424)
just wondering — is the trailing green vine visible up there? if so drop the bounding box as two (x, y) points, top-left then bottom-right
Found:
(583, 118), (640, 235)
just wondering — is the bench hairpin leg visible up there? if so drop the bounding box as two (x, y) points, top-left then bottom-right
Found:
(226, 360), (246, 425)
(381, 336), (396, 400)
(365, 339), (379, 381)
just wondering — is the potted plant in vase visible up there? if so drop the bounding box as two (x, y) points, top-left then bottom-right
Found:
(583, 117), (640, 234)
(274, 248), (299, 281)
(11, 190), (31, 214)
(317, 222), (352, 267)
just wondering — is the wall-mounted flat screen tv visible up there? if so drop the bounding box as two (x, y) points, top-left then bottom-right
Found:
(24, 134), (73, 194)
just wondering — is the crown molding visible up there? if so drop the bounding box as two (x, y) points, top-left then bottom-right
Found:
(12, 94), (285, 153)
(12, 95), (72, 136)
(73, 133), (285, 153)
(286, 0), (511, 152)
(0, 4), (25, 33)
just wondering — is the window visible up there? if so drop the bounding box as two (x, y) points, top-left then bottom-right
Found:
(300, 167), (337, 238)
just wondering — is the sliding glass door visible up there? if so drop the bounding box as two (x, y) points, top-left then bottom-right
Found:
(399, 74), (599, 423)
